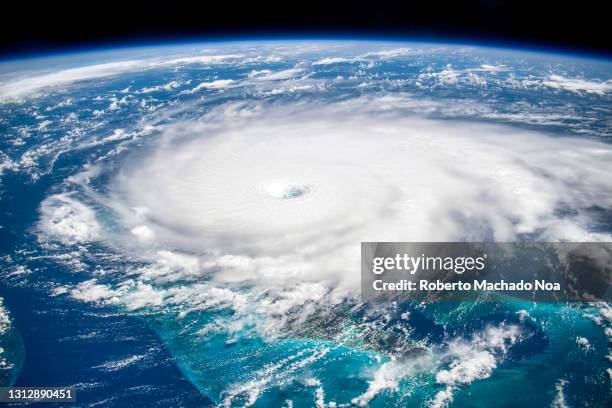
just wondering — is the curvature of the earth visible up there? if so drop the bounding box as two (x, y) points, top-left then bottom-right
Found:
(0, 40), (611, 407)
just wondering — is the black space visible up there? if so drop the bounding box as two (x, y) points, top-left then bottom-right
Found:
(1, 1), (610, 58)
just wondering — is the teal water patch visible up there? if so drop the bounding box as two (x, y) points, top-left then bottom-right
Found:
(143, 300), (612, 407)
(451, 303), (612, 407)
(153, 322), (377, 406)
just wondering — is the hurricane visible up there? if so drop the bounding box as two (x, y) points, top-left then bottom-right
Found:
(1, 40), (611, 407)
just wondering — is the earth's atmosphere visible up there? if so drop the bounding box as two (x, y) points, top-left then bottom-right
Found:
(0, 40), (611, 407)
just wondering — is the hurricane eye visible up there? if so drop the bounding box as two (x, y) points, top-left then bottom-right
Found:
(264, 181), (311, 199)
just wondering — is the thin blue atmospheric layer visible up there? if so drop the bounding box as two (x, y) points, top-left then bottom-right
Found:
(0, 40), (611, 407)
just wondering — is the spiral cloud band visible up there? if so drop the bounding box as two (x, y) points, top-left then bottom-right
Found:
(99, 98), (612, 294)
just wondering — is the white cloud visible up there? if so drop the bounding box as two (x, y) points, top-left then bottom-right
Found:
(351, 359), (403, 406)
(38, 194), (101, 245)
(0, 60), (146, 101)
(313, 57), (362, 66)
(467, 64), (509, 72)
(222, 346), (330, 407)
(250, 67), (305, 81)
(435, 349), (496, 386)
(428, 325), (521, 406)
(575, 336), (591, 350)
(352, 324), (521, 407)
(181, 79), (236, 94)
(137, 80), (185, 94)
(248, 69), (273, 78)
(418, 65), (463, 86)
(70, 279), (115, 302)
(430, 387), (453, 408)
(108, 100), (612, 292)
(437, 65), (461, 85)
(551, 379), (569, 408)
(46, 97), (612, 338)
(313, 47), (413, 65)
(542, 74), (612, 95)
(0, 298), (11, 336)
(130, 225), (155, 241)
(163, 54), (245, 65)
(0, 53), (246, 101)
(362, 47), (413, 58)
(92, 354), (146, 372)
(0, 298), (14, 370)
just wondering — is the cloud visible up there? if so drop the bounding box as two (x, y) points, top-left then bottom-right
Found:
(248, 66), (305, 81)
(313, 47), (414, 65)
(39, 96), (612, 358)
(312, 57), (361, 65)
(428, 325), (521, 407)
(430, 387), (454, 408)
(38, 193), (101, 245)
(222, 345), (331, 407)
(575, 336), (591, 350)
(70, 279), (115, 302)
(41, 96), (612, 322)
(362, 47), (413, 58)
(0, 53), (246, 101)
(136, 80), (185, 94)
(551, 379), (569, 408)
(466, 64), (510, 72)
(181, 79), (236, 94)
(92, 354), (147, 372)
(351, 359), (411, 406)
(542, 74), (612, 95)
(0, 60), (146, 101)
(111, 99), (612, 288)
(351, 324), (521, 407)
(0, 298), (11, 336)
(0, 298), (14, 370)
(162, 54), (245, 65)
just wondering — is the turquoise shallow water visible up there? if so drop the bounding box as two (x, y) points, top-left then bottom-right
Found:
(147, 300), (611, 407)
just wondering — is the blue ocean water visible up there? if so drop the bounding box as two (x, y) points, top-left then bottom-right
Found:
(0, 171), (211, 406)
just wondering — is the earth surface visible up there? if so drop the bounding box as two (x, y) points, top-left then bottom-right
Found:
(0, 40), (611, 407)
